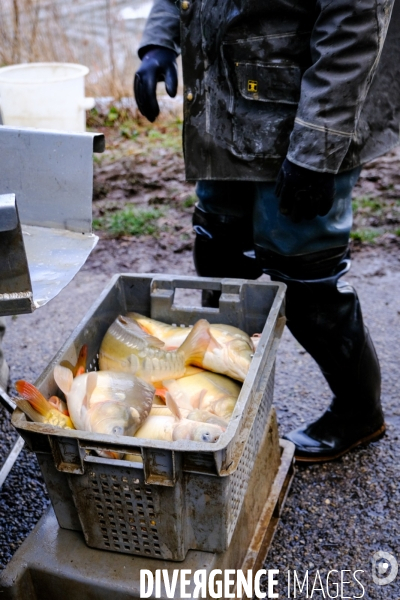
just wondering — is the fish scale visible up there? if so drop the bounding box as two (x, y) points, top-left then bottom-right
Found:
(128, 313), (254, 382)
(99, 315), (211, 385)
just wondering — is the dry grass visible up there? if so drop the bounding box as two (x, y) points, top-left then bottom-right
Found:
(0, 0), (141, 98)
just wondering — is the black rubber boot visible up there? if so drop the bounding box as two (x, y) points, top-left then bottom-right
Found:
(265, 259), (385, 463)
(193, 205), (262, 307)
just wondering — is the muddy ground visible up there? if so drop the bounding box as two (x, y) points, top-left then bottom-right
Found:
(86, 110), (400, 276)
(0, 113), (399, 598)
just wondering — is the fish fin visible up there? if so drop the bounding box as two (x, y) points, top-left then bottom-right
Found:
(162, 380), (188, 409)
(125, 312), (157, 335)
(59, 360), (75, 373)
(191, 388), (207, 410)
(165, 392), (182, 421)
(180, 365), (205, 378)
(251, 333), (261, 351)
(96, 449), (122, 460)
(86, 372), (98, 405)
(207, 331), (223, 352)
(15, 380), (52, 417)
(129, 406), (141, 422)
(53, 365), (73, 396)
(48, 396), (69, 415)
(73, 345), (88, 376)
(118, 315), (165, 348)
(15, 398), (46, 423)
(125, 312), (147, 324)
(155, 388), (168, 402)
(179, 319), (211, 367)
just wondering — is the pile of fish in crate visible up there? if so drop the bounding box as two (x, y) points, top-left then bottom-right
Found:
(12, 275), (286, 561)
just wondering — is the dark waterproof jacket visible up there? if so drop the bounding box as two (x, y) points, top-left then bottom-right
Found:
(140, 0), (400, 181)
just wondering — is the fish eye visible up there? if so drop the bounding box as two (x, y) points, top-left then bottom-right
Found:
(200, 429), (217, 442)
(112, 425), (124, 435)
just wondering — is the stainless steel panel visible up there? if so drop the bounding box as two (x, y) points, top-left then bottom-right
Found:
(0, 126), (104, 233)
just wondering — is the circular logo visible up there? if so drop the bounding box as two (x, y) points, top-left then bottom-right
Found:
(372, 551), (398, 586)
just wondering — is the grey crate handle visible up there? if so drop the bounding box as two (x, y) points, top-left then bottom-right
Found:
(150, 276), (248, 325)
(49, 436), (86, 475)
(142, 447), (181, 486)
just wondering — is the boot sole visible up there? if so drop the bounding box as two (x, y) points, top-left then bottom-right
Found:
(294, 423), (386, 464)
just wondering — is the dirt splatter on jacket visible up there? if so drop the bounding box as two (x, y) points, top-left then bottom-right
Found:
(139, 0), (400, 181)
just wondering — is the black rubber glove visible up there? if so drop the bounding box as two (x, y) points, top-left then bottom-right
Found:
(134, 46), (178, 122)
(275, 158), (336, 223)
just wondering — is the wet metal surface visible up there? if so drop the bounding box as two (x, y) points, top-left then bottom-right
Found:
(0, 127), (104, 316)
(22, 225), (98, 309)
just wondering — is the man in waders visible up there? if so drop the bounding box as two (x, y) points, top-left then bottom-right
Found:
(133, 0), (400, 462)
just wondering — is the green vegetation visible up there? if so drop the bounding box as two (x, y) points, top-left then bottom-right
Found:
(352, 196), (383, 213)
(183, 194), (197, 208)
(351, 195), (400, 244)
(350, 229), (382, 244)
(87, 106), (183, 153)
(93, 207), (163, 237)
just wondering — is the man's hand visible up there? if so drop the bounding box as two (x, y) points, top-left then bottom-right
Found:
(275, 158), (336, 223)
(134, 46), (178, 123)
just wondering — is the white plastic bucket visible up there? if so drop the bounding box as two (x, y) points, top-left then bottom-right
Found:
(0, 62), (95, 132)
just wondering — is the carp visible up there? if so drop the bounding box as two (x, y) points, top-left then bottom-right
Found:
(53, 366), (154, 437)
(98, 315), (211, 385)
(128, 313), (254, 381)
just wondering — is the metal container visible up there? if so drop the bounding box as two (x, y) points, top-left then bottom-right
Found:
(12, 274), (286, 561)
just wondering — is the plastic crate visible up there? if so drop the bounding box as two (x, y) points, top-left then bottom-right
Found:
(12, 275), (286, 561)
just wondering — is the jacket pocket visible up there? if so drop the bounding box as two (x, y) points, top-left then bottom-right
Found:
(225, 61), (300, 159)
(235, 61), (301, 105)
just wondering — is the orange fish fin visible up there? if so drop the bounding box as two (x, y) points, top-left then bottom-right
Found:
(15, 380), (52, 417)
(179, 319), (211, 367)
(86, 372), (98, 405)
(73, 345), (88, 377)
(155, 388), (167, 402)
(165, 392), (182, 421)
(95, 449), (122, 460)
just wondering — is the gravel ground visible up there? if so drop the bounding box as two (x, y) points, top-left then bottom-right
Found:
(0, 245), (399, 599)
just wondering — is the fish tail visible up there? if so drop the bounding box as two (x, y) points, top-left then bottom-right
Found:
(15, 380), (52, 418)
(179, 319), (211, 367)
(15, 398), (46, 423)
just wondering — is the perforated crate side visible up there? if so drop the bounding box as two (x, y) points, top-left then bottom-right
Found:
(67, 462), (187, 560)
(227, 364), (275, 542)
